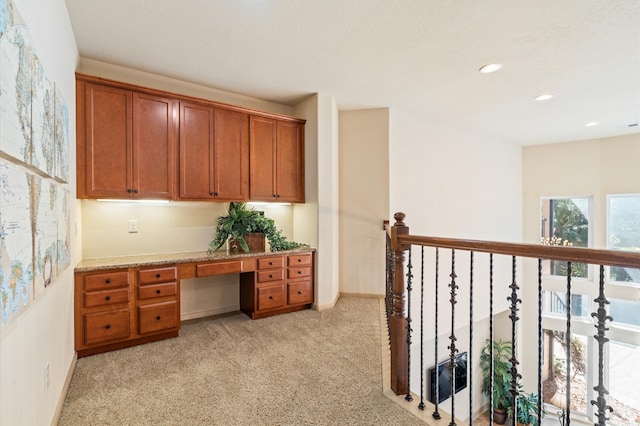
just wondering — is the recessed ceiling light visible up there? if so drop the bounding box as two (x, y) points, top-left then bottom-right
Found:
(535, 94), (554, 101)
(479, 63), (503, 74)
(585, 122), (599, 127)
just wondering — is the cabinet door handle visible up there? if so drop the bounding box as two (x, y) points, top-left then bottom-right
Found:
(105, 295), (111, 301)
(209, 192), (214, 196)
(156, 316), (161, 321)
(105, 279), (111, 284)
(127, 189), (132, 193)
(156, 289), (161, 294)
(105, 324), (111, 330)
(155, 273), (161, 278)
(134, 189), (139, 194)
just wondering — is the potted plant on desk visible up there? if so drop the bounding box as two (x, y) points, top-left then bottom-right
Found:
(208, 202), (307, 253)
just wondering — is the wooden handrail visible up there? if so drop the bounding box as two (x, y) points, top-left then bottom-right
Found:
(399, 235), (640, 268)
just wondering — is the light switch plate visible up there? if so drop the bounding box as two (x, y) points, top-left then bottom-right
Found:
(128, 219), (138, 233)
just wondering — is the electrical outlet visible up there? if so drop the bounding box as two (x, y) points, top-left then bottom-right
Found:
(44, 363), (50, 391)
(128, 219), (138, 233)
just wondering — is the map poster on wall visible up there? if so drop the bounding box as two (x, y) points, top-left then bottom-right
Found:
(0, 23), (32, 164)
(32, 175), (58, 297)
(0, 0), (14, 37)
(56, 185), (70, 277)
(0, 160), (33, 330)
(54, 85), (69, 182)
(31, 53), (56, 178)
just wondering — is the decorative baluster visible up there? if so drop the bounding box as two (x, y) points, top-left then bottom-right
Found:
(537, 259), (543, 425)
(469, 251), (474, 425)
(590, 265), (614, 425)
(385, 234), (394, 341)
(566, 262), (572, 425)
(419, 247), (426, 410)
(489, 253), (494, 426)
(507, 256), (522, 421)
(448, 249), (459, 426)
(405, 248), (414, 402)
(433, 248), (441, 420)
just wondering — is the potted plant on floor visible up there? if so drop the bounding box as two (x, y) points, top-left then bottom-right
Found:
(208, 202), (307, 253)
(479, 339), (513, 425)
(508, 391), (540, 426)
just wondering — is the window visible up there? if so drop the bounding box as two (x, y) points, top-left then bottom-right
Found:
(540, 197), (591, 278)
(607, 194), (640, 284)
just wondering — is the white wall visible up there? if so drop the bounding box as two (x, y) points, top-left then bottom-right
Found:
(520, 133), (640, 389)
(0, 1), (79, 425)
(339, 109), (389, 295)
(293, 93), (340, 309)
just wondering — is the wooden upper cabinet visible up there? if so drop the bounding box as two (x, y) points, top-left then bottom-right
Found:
(81, 83), (132, 198)
(77, 78), (176, 199)
(179, 101), (248, 201)
(249, 116), (305, 203)
(76, 74), (303, 203)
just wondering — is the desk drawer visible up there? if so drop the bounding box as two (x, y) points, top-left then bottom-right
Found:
(257, 269), (285, 283)
(196, 260), (242, 277)
(139, 266), (176, 284)
(288, 266), (311, 279)
(287, 280), (313, 306)
(84, 288), (130, 308)
(257, 256), (284, 270)
(257, 284), (285, 311)
(138, 301), (178, 335)
(138, 282), (177, 300)
(288, 253), (312, 267)
(84, 271), (129, 292)
(84, 309), (130, 346)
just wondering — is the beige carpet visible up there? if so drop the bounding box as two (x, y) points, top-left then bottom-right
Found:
(58, 297), (425, 425)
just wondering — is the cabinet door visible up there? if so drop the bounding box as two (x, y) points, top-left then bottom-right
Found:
(249, 116), (277, 201)
(179, 101), (214, 199)
(212, 108), (248, 200)
(83, 84), (132, 198)
(276, 121), (305, 202)
(133, 93), (176, 198)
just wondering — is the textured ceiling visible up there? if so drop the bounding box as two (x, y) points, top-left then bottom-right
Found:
(64, 0), (640, 146)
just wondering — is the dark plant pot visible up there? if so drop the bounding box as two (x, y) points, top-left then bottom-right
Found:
(229, 232), (265, 253)
(493, 408), (508, 425)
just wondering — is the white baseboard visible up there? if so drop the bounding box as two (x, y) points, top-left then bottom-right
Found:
(51, 352), (77, 426)
(314, 291), (341, 311)
(180, 305), (239, 321)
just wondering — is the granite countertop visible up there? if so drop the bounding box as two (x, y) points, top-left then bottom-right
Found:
(74, 247), (315, 273)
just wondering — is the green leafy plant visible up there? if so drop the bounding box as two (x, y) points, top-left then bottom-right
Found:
(479, 339), (513, 421)
(208, 202), (307, 253)
(508, 391), (540, 426)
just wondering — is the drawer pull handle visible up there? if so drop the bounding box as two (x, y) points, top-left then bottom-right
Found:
(156, 289), (161, 294)
(268, 262), (273, 266)
(297, 291), (302, 295)
(105, 295), (111, 301)
(156, 316), (161, 321)
(269, 296), (274, 300)
(105, 324), (111, 330)
(269, 274), (273, 278)
(155, 273), (161, 278)
(105, 279), (111, 284)
(298, 271), (302, 274)
(297, 259), (302, 262)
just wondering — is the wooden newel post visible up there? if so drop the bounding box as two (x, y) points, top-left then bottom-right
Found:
(390, 212), (409, 395)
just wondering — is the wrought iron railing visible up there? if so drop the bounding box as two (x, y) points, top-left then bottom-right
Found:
(385, 212), (640, 426)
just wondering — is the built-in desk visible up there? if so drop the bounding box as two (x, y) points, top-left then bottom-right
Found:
(74, 249), (315, 357)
